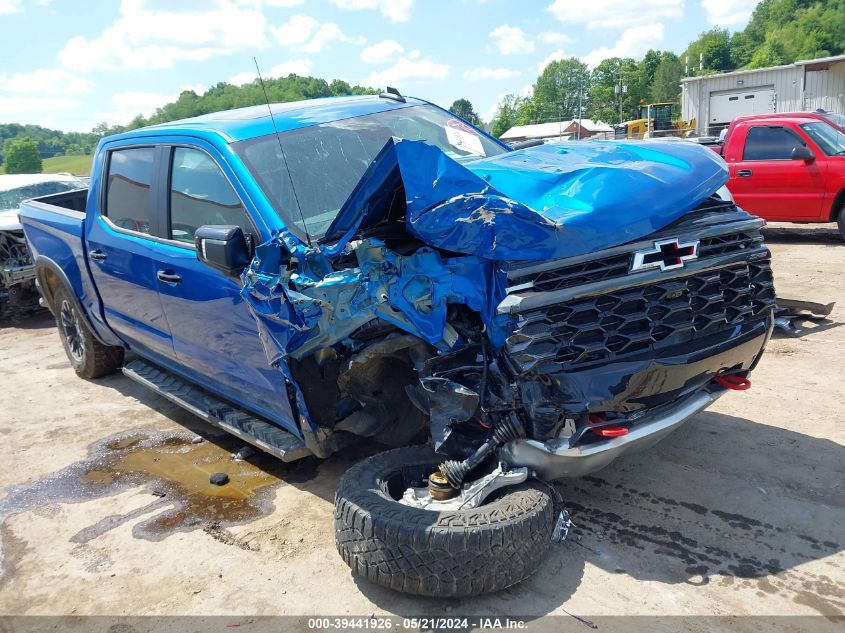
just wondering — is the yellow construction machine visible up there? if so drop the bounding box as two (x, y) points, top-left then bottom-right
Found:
(616, 102), (696, 139)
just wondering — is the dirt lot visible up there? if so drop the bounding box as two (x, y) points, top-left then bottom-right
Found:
(0, 223), (842, 623)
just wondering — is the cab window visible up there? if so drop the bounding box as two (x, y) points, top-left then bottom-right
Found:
(168, 147), (254, 244)
(104, 147), (157, 235)
(742, 126), (805, 161)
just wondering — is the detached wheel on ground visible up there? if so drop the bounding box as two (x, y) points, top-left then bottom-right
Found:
(52, 286), (124, 379)
(335, 445), (558, 597)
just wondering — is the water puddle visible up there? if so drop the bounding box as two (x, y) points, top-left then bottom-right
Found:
(0, 428), (318, 582)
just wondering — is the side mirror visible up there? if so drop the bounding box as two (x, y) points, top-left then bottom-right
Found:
(195, 225), (251, 276)
(791, 145), (815, 161)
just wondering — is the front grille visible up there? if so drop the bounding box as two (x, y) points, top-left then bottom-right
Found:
(510, 229), (764, 294)
(506, 260), (775, 372)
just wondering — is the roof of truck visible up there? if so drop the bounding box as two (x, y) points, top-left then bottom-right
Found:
(104, 95), (429, 144)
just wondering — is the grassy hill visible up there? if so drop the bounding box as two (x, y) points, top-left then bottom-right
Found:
(0, 154), (93, 176)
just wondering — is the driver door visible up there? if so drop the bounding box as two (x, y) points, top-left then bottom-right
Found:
(150, 142), (296, 430)
(86, 144), (176, 361)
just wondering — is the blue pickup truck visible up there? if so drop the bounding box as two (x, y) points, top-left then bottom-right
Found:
(19, 92), (775, 597)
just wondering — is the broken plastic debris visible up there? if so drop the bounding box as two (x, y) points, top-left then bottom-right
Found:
(552, 508), (573, 543)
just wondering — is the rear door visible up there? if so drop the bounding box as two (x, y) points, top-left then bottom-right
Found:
(727, 124), (826, 220)
(85, 145), (175, 360)
(150, 142), (296, 431)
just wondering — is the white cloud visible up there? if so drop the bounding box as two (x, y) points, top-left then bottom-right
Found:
(93, 89), (177, 126)
(264, 0), (304, 6)
(110, 90), (176, 113)
(547, 0), (682, 30)
(58, 0), (267, 71)
(271, 14), (363, 53)
(0, 69), (91, 95)
(0, 0), (21, 14)
(581, 23), (665, 67)
(362, 57), (449, 87)
(490, 24), (535, 55)
(702, 0), (758, 26)
(229, 59), (312, 85)
(331, 0), (413, 23)
(360, 39), (404, 64)
(463, 67), (520, 81)
(270, 58), (313, 76)
(537, 49), (568, 73)
(538, 31), (573, 47)
(0, 96), (80, 116)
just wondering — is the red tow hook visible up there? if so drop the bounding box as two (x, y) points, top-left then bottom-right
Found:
(713, 372), (752, 391)
(588, 413), (629, 438)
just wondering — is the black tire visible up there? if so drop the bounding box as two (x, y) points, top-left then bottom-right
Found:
(335, 445), (557, 597)
(837, 203), (845, 241)
(52, 286), (124, 379)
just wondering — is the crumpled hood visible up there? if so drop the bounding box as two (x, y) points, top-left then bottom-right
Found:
(325, 138), (728, 262)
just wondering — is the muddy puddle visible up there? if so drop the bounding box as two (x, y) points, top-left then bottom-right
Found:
(0, 428), (319, 580)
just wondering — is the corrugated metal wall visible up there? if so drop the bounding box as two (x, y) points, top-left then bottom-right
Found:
(804, 62), (845, 113)
(682, 60), (845, 134)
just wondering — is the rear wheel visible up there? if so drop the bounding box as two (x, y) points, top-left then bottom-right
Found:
(52, 286), (124, 378)
(837, 203), (845, 241)
(334, 445), (558, 597)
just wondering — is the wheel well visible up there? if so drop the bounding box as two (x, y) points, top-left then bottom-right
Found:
(39, 266), (62, 311)
(830, 189), (845, 222)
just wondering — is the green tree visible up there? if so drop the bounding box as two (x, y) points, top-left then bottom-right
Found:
(3, 137), (42, 174)
(533, 57), (590, 123)
(448, 98), (480, 125)
(650, 54), (683, 103)
(490, 94), (525, 137)
(683, 28), (733, 74)
(587, 57), (640, 124)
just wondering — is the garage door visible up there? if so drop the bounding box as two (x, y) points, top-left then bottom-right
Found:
(709, 87), (775, 126)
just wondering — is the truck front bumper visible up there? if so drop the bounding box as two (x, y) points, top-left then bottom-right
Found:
(500, 315), (772, 480)
(501, 387), (722, 479)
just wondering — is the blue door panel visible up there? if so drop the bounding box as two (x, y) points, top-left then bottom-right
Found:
(153, 243), (297, 431)
(86, 216), (174, 358)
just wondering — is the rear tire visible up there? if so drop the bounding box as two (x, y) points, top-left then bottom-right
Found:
(334, 445), (558, 597)
(52, 286), (124, 379)
(837, 203), (845, 241)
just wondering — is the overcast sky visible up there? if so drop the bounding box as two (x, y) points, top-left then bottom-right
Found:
(0, 0), (760, 132)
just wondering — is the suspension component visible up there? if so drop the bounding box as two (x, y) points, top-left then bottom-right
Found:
(439, 414), (526, 489)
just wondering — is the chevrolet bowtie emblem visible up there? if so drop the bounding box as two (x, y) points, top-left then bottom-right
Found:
(631, 238), (700, 272)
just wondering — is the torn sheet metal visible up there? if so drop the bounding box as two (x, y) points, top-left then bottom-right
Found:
(241, 234), (510, 365)
(326, 138), (728, 261)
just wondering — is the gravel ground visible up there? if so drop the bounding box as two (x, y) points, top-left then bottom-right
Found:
(0, 223), (842, 626)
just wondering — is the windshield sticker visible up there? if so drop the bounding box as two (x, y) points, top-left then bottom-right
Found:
(445, 118), (486, 157)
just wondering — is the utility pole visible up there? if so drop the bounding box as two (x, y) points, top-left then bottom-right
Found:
(615, 72), (627, 124)
(577, 77), (583, 140)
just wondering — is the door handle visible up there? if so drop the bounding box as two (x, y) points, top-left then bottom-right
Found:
(156, 270), (182, 284)
(89, 249), (107, 262)
(737, 169), (753, 178)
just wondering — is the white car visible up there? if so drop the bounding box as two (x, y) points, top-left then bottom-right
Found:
(1, 173), (86, 318)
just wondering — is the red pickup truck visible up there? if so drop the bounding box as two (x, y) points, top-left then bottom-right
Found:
(714, 113), (845, 238)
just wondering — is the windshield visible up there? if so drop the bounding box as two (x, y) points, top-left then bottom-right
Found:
(0, 180), (81, 211)
(800, 121), (845, 156)
(820, 111), (845, 130)
(233, 104), (507, 239)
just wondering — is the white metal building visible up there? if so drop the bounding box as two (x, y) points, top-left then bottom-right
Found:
(681, 54), (845, 135)
(500, 119), (614, 142)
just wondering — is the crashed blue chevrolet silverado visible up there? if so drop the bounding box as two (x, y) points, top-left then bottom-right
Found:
(19, 93), (775, 597)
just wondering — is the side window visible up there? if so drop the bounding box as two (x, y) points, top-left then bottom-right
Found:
(742, 126), (803, 161)
(169, 148), (253, 244)
(105, 147), (157, 235)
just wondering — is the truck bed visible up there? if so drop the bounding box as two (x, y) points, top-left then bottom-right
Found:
(19, 188), (119, 344)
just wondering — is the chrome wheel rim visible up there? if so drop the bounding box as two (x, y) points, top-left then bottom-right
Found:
(60, 300), (85, 362)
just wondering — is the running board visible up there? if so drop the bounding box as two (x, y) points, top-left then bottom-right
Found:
(122, 359), (312, 462)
